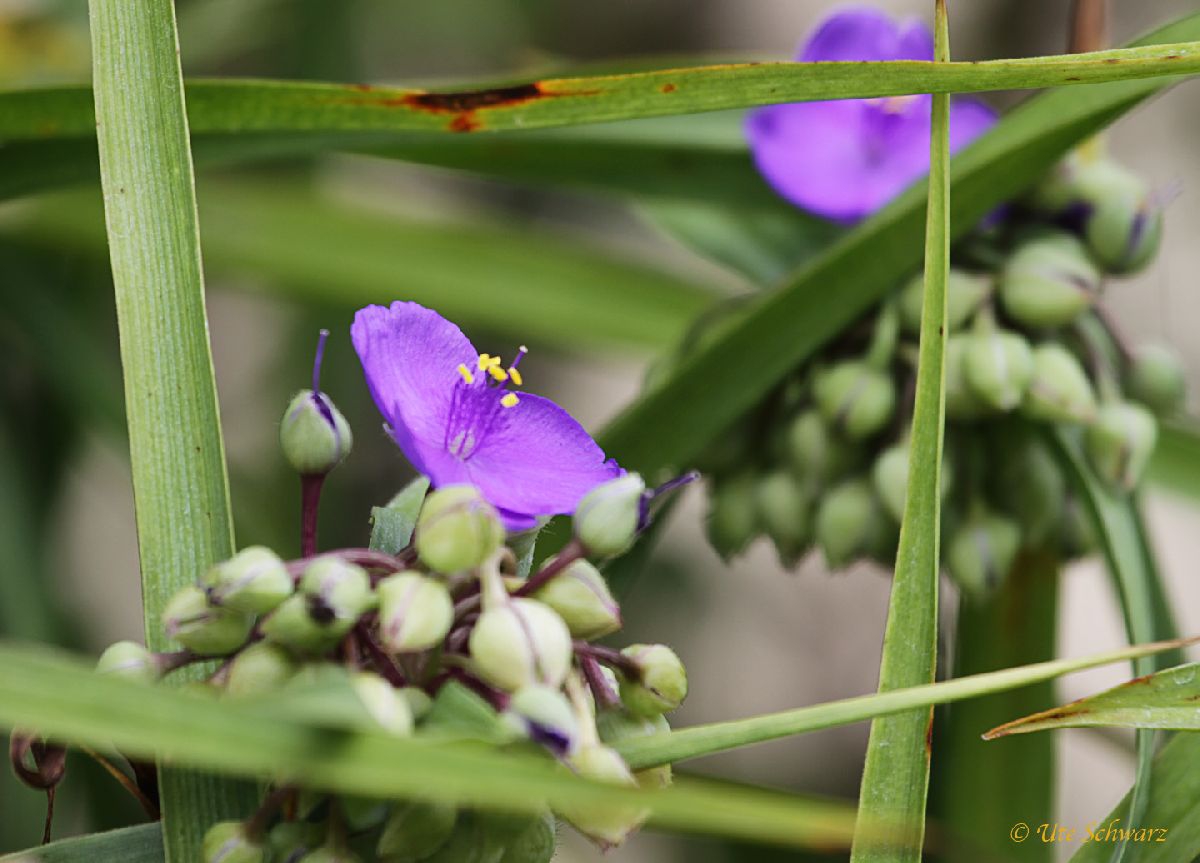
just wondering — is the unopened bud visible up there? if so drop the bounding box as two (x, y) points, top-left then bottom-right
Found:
(816, 478), (892, 569)
(415, 485), (505, 573)
(399, 686), (433, 721)
(295, 846), (361, 863)
(377, 573), (454, 653)
(898, 269), (991, 335)
(1085, 401), (1158, 491)
(280, 389), (352, 476)
(574, 474), (646, 557)
(945, 508), (1021, 602)
(225, 642), (298, 697)
(503, 684), (580, 755)
(1126, 344), (1186, 416)
(945, 334), (991, 420)
(267, 822), (323, 862)
(353, 672), (414, 737)
(470, 598), (572, 691)
(377, 801), (457, 863)
(557, 745), (647, 848)
(784, 410), (862, 484)
(964, 329), (1034, 411)
(533, 559), (621, 640)
(619, 644), (687, 717)
(988, 431), (1064, 547)
(488, 811), (556, 863)
(261, 594), (343, 654)
(162, 586), (253, 655)
(202, 546), (293, 614)
(999, 232), (1100, 328)
(814, 360), (896, 440)
(1021, 343), (1098, 423)
(202, 821), (264, 863)
(1074, 160), (1163, 274)
(300, 558), (375, 627)
(96, 641), (160, 684)
(705, 472), (759, 560)
(754, 470), (813, 566)
(597, 711), (672, 790)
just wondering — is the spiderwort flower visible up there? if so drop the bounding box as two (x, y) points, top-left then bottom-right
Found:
(352, 302), (621, 530)
(745, 6), (997, 223)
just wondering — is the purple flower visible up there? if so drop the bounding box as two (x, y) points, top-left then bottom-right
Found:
(745, 5), (997, 223)
(352, 302), (622, 531)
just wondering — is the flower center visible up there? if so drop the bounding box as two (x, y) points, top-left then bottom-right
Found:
(444, 348), (527, 461)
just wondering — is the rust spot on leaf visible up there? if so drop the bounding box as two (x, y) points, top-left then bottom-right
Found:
(1124, 672), (1155, 686)
(661, 83), (677, 93)
(1104, 58), (1121, 64)
(1065, 76), (1081, 81)
(924, 715), (934, 754)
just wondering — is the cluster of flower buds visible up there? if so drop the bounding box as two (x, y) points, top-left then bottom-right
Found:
(93, 462), (688, 861)
(675, 152), (1182, 601)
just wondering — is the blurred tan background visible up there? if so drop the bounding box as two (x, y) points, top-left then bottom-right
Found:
(3, 0), (1198, 860)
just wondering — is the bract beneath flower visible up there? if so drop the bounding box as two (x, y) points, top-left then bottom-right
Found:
(745, 5), (997, 223)
(351, 301), (622, 530)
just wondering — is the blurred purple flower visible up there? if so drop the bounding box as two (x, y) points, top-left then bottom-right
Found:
(352, 302), (621, 531)
(745, 5), (997, 223)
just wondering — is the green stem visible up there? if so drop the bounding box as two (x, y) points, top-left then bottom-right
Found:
(86, 0), (257, 857)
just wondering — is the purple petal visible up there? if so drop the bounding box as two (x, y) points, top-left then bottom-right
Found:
(351, 302), (477, 477)
(800, 6), (932, 63)
(461, 393), (622, 519)
(948, 97), (998, 152)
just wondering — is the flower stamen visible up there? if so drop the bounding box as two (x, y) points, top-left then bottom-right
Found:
(457, 364), (475, 385)
(501, 393), (520, 409)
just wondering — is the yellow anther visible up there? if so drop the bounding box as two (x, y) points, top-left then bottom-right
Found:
(507, 367), (523, 387)
(486, 355), (502, 369)
(477, 353), (492, 371)
(487, 365), (509, 382)
(501, 393), (519, 408)
(457, 364), (475, 385)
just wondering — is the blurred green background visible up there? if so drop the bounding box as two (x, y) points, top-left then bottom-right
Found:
(1, 1), (1198, 860)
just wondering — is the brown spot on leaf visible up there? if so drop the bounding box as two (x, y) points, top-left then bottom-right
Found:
(661, 83), (677, 93)
(1104, 58), (1121, 64)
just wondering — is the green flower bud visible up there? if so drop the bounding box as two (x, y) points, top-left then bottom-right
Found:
(557, 745), (646, 848)
(754, 470), (813, 566)
(945, 334), (992, 420)
(1085, 401), (1158, 491)
(596, 711), (672, 790)
(377, 801), (458, 863)
(399, 686), (433, 721)
(532, 559), (621, 640)
(705, 472), (759, 561)
(945, 508), (1022, 602)
(813, 361), (896, 440)
(1074, 160), (1162, 274)
(784, 409), (863, 485)
(377, 573), (454, 653)
(999, 232), (1100, 328)
(815, 478), (893, 569)
(1021, 343), (1098, 423)
(964, 329), (1035, 411)
(619, 644), (687, 717)
(162, 586), (253, 655)
(96, 641), (160, 684)
(898, 269), (991, 335)
(1126, 344), (1186, 416)
(490, 811), (556, 863)
(260, 594), (338, 653)
(504, 684), (580, 754)
(201, 546), (293, 614)
(470, 598), (572, 691)
(300, 558), (375, 626)
(280, 389), (353, 476)
(353, 672), (414, 736)
(870, 444), (954, 525)
(225, 642), (297, 697)
(573, 474), (646, 557)
(202, 821), (264, 863)
(266, 822), (323, 862)
(296, 846), (361, 863)
(415, 485), (505, 573)
(987, 430), (1065, 546)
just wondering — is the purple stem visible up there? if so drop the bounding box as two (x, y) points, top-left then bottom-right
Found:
(574, 641), (641, 679)
(355, 622), (407, 687)
(513, 538), (585, 597)
(300, 474), (326, 559)
(579, 653), (622, 711)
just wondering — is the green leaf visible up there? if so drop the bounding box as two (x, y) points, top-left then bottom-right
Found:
(5, 182), (716, 353)
(850, 6), (950, 858)
(369, 476), (430, 554)
(985, 662), (1200, 738)
(598, 12), (1200, 476)
(86, 0), (257, 855)
(613, 635), (1194, 770)
(1046, 428), (1182, 863)
(0, 644), (856, 850)
(1147, 420), (1200, 502)
(0, 824), (164, 863)
(420, 681), (515, 744)
(1067, 731), (1200, 863)
(930, 549), (1060, 863)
